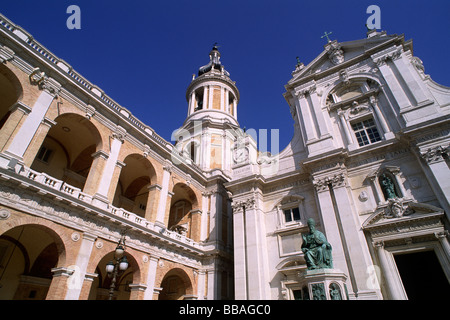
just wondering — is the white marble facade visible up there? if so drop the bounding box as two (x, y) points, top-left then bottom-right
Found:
(226, 30), (450, 300)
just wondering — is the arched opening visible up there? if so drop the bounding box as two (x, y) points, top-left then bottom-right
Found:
(30, 113), (102, 192)
(112, 154), (156, 218)
(168, 183), (199, 240)
(0, 65), (23, 150)
(0, 65), (22, 130)
(0, 224), (64, 300)
(159, 268), (193, 300)
(87, 250), (139, 300)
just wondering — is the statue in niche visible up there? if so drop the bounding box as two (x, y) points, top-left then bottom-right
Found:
(329, 283), (342, 300)
(301, 218), (333, 270)
(380, 174), (400, 200)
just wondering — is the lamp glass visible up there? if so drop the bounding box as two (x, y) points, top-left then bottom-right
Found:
(115, 245), (124, 259)
(119, 256), (128, 271)
(106, 261), (114, 273)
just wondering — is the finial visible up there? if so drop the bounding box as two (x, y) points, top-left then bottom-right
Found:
(321, 31), (333, 43)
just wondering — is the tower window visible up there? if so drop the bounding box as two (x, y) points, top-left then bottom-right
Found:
(351, 118), (381, 147)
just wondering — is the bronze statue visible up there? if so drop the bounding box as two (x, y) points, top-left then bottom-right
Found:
(301, 218), (333, 270)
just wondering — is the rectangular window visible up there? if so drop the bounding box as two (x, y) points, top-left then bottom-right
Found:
(36, 146), (53, 163)
(283, 207), (301, 223)
(351, 118), (381, 147)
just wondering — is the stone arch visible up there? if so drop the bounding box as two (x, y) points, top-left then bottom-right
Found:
(0, 63), (24, 150)
(158, 267), (194, 300)
(0, 216), (69, 300)
(30, 112), (103, 192)
(168, 183), (200, 240)
(85, 239), (143, 300)
(322, 75), (382, 107)
(112, 153), (158, 218)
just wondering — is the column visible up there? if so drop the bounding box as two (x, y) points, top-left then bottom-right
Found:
(308, 88), (331, 137)
(129, 284), (147, 300)
(3, 87), (56, 163)
(92, 130), (125, 207)
(295, 92), (317, 141)
(208, 189), (222, 244)
(65, 233), (97, 300)
(155, 162), (172, 226)
(331, 177), (381, 298)
(47, 267), (74, 300)
(232, 203), (247, 299)
(200, 192), (210, 241)
(202, 86), (208, 110)
(337, 110), (354, 145)
(208, 85), (213, 109)
(197, 270), (207, 300)
(22, 117), (56, 166)
(372, 54), (411, 110)
(145, 184), (162, 222)
(391, 55), (430, 106)
(435, 231), (450, 263)
(82, 150), (108, 195)
(225, 89), (229, 114)
(207, 267), (218, 300)
(239, 196), (270, 299)
(143, 256), (159, 300)
(233, 98), (237, 117)
(220, 87), (225, 111)
(313, 180), (349, 277)
(419, 146), (450, 220)
(373, 241), (406, 300)
(369, 97), (393, 139)
(0, 101), (31, 153)
(188, 92), (194, 115)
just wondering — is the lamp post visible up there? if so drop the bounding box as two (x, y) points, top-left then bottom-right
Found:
(106, 235), (129, 300)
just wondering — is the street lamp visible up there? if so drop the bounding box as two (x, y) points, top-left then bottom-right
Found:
(106, 235), (129, 300)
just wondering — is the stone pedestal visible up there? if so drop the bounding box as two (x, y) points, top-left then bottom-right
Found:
(298, 269), (349, 300)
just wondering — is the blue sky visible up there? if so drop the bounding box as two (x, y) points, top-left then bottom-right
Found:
(1, 1), (449, 152)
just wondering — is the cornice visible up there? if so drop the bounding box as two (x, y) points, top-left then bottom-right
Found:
(285, 36), (402, 90)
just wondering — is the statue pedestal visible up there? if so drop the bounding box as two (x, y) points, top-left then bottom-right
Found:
(298, 269), (349, 300)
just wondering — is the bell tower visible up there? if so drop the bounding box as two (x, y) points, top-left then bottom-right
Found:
(175, 44), (240, 174)
(185, 44), (239, 125)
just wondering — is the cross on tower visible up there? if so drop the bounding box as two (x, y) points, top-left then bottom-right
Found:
(321, 31), (333, 43)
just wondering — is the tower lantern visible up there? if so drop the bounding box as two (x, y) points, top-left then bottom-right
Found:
(185, 44), (240, 126)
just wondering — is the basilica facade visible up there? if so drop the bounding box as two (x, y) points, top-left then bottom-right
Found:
(0, 13), (448, 300)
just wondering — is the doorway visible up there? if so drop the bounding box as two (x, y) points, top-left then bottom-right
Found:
(394, 250), (450, 300)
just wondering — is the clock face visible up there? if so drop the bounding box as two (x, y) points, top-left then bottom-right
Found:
(234, 147), (249, 163)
